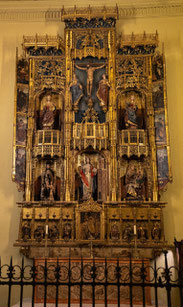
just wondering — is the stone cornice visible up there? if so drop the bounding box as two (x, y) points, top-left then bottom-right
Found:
(118, 3), (183, 19)
(0, 2), (183, 22)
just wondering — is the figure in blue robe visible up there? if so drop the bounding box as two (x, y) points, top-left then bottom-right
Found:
(70, 73), (83, 111)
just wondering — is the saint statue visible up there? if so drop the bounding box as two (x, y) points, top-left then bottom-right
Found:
(137, 224), (147, 240)
(125, 163), (146, 200)
(151, 223), (161, 240)
(97, 74), (110, 112)
(75, 63), (105, 96)
(124, 94), (138, 129)
(79, 157), (97, 200)
(123, 224), (133, 242)
(63, 222), (72, 240)
(41, 94), (56, 130)
(41, 161), (55, 201)
(69, 73), (83, 111)
(110, 222), (120, 240)
(125, 164), (137, 198)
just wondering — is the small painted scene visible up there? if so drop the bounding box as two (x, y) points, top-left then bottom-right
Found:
(17, 59), (29, 84)
(152, 83), (164, 109)
(152, 54), (164, 81)
(16, 115), (27, 146)
(17, 85), (29, 113)
(154, 112), (166, 144)
(157, 148), (169, 180)
(15, 147), (26, 182)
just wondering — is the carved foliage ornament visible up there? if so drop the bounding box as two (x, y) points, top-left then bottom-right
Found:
(65, 17), (116, 29)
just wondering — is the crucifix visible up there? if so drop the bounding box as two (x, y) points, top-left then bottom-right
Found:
(75, 63), (105, 97)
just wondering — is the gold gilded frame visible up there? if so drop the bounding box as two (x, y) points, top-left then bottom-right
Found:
(12, 6), (172, 258)
(75, 199), (105, 241)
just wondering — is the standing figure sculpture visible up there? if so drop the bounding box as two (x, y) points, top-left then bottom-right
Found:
(41, 161), (55, 201)
(69, 73), (83, 111)
(97, 74), (110, 112)
(110, 221), (120, 240)
(123, 223), (134, 242)
(125, 164), (138, 199)
(151, 223), (161, 240)
(41, 94), (56, 130)
(125, 94), (138, 129)
(125, 163), (146, 200)
(79, 157), (97, 200)
(75, 63), (105, 97)
(137, 224), (147, 240)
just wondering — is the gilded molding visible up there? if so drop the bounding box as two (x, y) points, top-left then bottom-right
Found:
(0, 3), (183, 22)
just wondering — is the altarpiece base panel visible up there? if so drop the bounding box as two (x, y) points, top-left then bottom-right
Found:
(15, 199), (168, 259)
(12, 6), (172, 259)
(34, 258), (151, 305)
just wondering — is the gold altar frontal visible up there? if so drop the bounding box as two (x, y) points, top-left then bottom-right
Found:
(13, 6), (172, 259)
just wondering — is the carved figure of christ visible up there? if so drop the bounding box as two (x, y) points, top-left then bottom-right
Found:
(75, 63), (105, 97)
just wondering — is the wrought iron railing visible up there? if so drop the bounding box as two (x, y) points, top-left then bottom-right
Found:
(0, 251), (182, 307)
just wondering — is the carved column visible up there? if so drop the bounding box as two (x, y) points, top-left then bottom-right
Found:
(147, 55), (159, 201)
(25, 58), (34, 201)
(108, 29), (117, 201)
(65, 30), (72, 201)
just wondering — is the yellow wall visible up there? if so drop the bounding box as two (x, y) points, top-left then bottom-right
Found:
(0, 3), (182, 305)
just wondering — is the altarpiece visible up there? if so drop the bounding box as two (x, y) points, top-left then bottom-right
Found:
(12, 6), (172, 259)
